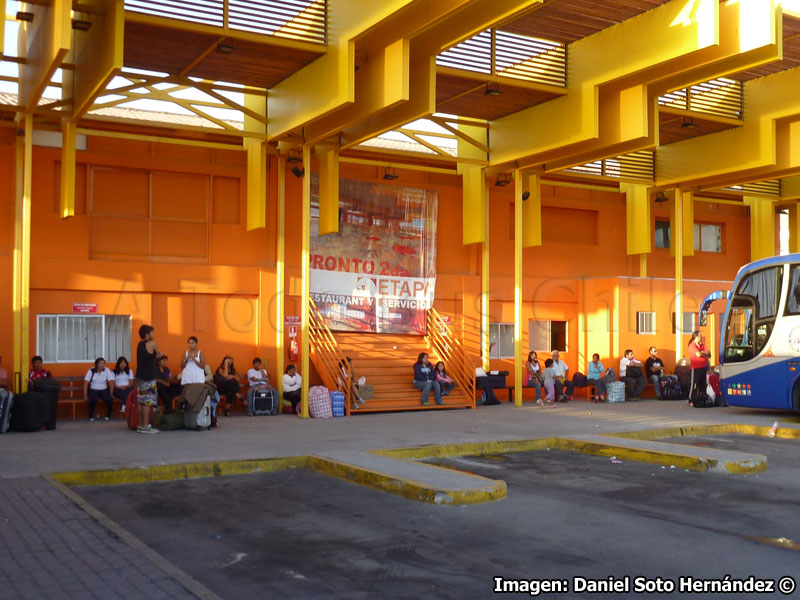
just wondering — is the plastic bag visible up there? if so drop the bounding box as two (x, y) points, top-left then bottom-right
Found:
(706, 383), (716, 402)
(358, 376), (366, 386)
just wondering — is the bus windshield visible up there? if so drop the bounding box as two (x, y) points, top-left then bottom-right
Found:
(723, 265), (782, 363)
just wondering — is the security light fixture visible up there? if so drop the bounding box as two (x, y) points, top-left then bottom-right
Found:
(71, 19), (91, 31)
(521, 190), (530, 201)
(495, 173), (511, 187)
(681, 117), (698, 129)
(484, 83), (503, 97)
(287, 150), (303, 163)
(655, 192), (667, 203)
(291, 165), (305, 178)
(16, 11), (34, 22)
(217, 42), (236, 54)
(382, 167), (399, 181)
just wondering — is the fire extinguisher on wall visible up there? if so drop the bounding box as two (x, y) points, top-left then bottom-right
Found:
(288, 338), (299, 362)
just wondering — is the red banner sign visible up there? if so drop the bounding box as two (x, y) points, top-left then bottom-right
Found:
(72, 303), (98, 314)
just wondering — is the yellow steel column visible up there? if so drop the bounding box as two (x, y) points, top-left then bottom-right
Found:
(622, 183), (651, 276)
(300, 144), (311, 419)
(276, 155), (286, 397)
(317, 146), (340, 235)
(481, 178), (490, 371)
(513, 169), (524, 408)
(674, 187), (684, 361)
(13, 115), (33, 393)
(744, 196), (776, 261)
(60, 117), (76, 218)
(708, 312), (716, 367)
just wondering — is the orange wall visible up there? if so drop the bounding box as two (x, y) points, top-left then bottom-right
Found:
(0, 133), (751, 381)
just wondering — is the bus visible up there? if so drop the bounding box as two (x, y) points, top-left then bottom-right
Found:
(699, 254), (800, 412)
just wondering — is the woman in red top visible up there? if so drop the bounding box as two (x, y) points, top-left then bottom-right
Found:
(687, 330), (711, 400)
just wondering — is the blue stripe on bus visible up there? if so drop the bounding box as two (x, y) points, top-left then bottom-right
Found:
(722, 360), (796, 410)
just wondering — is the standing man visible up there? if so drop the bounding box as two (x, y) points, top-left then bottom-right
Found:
(619, 349), (647, 401)
(645, 346), (665, 399)
(135, 325), (160, 433)
(550, 350), (574, 401)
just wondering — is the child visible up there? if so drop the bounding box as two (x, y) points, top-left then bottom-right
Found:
(434, 362), (454, 396)
(543, 358), (558, 407)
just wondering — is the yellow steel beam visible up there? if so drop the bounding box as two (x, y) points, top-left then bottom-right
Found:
(744, 196), (777, 260)
(521, 173), (541, 248)
(268, 0), (417, 140)
(13, 114), (33, 393)
(339, 156), (457, 175)
(670, 189), (694, 258)
(75, 127), (244, 150)
(246, 139), (267, 230)
(513, 169), (524, 408)
(491, 0), (780, 172)
(300, 144), (311, 418)
(60, 117), (76, 218)
(67, 0), (123, 120)
(317, 146), (340, 236)
(481, 176), (490, 372)
(622, 182), (651, 255)
(461, 164), (485, 245)
(18, 0), (71, 112)
(276, 155), (286, 396)
(674, 186), (684, 360)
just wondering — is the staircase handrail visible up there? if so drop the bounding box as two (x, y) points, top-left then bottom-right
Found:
(308, 298), (352, 414)
(426, 308), (477, 409)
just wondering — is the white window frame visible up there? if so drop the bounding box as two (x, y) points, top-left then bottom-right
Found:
(694, 222), (722, 253)
(489, 323), (515, 359)
(636, 311), (656, 335)
(672, 311), (696, 334)
(36, 314), (131, 364)
(529, 320), (568, 353)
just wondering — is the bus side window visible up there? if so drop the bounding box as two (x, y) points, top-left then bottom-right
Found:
(786, 265), (800, 315)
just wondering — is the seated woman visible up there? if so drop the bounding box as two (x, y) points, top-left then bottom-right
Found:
(338, 357), (364, 409)
(214, 356), (242, 416)
(246, 357), (270, 416)
(413, 352), (442, 406)
(112, 356), (137, 407)
(83, 357), (115, 421)
(155, 355), (180, 414)
(525, 351), (544, 403)
(585, 353), (608, 401)
(434, 361), (454, 396)
(282, 364), (302, 414)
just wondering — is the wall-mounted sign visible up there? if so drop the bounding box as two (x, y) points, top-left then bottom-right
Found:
(285, 316), (301, 326)
(73, 303), (98, 314)
(288, 325), (298, 338)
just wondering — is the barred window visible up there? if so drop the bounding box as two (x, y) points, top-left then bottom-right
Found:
(36, 315), (132, 363)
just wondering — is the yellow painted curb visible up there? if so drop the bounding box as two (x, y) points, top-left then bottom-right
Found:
(306, 455), (507, 505)
(372, 438), (555, 460)
(608, 422), (800, 441)
(50, 456), (307, 487)
(550, 437), (767, 474)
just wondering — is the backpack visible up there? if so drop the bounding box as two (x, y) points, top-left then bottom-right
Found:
(572, 372), (587, 388)
(691, 392), (715, 408)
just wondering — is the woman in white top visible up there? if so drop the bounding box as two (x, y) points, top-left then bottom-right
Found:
(83, 357), (115, 421)
(282, 364), (302, 414)
(112, 356), (136, 405)
(180, 336), (206, 385)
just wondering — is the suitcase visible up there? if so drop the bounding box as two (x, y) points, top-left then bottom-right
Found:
(253, 387), (278, 415)
(10, 392), (47, 432)
(674, 359), (692, 399)
(309, 386), (333, 418)
(126, 390), (139, 430)
(330, 390), (345, 417)
(0, 389), (13, 434)
(606, 381), (626, 403)
(184, 395), (212, 430)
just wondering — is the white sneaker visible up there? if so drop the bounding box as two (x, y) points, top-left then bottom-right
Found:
(104, 417), (110, 421)
(89, 417), (95, 422)
(120, 405), (126, 413)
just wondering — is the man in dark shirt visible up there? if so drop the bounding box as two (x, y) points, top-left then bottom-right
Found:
(644, 346), (665, 400)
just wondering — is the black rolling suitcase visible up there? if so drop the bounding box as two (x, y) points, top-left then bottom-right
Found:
(674, 358), (692, 399)
(253, 387), (278, 415)
(0, 389), (13, 433)
(32, 377), (61, 430)
(10, 392), (47, 432)
(658, 375), (683, 400)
